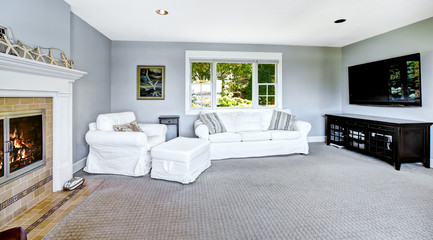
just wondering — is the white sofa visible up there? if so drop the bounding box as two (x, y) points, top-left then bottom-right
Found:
(194, 109), (311, 160)
(84, 112), (167, 176)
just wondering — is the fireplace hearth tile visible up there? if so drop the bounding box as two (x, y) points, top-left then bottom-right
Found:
(0, 179), (103, 239)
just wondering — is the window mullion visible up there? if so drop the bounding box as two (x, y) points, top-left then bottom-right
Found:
(187, 62), (192, 112)
(211, 62), (217, 109)
(252, 63), (258, 108)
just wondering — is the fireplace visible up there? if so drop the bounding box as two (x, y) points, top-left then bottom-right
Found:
(0, 110), (45, 185)
(0, 53), (85, 227)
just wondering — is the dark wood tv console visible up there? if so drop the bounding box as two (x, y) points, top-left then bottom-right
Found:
(325, 114), (432, 170)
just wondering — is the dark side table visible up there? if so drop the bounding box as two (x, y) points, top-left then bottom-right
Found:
(159, 115), (180, 137)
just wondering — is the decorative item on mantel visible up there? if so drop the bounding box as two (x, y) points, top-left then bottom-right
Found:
(0, 25), (74, 69)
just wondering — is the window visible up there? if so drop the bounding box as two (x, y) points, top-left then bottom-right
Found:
(186, 51), (282, 114)
(191, 62), (212, 108)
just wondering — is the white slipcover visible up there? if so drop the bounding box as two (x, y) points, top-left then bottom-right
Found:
(194, 109), (311, 160)
(151, 137), (211, 184)
(84, 112), (167, 176)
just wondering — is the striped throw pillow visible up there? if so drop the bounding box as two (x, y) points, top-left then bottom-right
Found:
(268, 110), (295, 131)
(200, 112), (227, 134)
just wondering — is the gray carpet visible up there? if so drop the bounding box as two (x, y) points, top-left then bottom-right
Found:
(44, 143), (433, 240)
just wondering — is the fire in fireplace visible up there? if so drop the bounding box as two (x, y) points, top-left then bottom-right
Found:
(0, 110), (45, 185)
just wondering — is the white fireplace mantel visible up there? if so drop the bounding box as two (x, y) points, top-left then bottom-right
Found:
(0, 53), (87, 191)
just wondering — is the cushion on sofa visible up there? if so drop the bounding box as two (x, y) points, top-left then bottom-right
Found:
(208, 132), (242, 143)
(113, 120), (143, 132)
(97, 112), (137, 131)
(235, 111), (263, 132)
(268, 110), (295, 130)
(200, 112), (227, 134)
(260, 109), (274, 130)
(216, 111), (236, 132)
(260, 109), (292, 130)
(239, 131), (272, 142)
(270, 130), (302, 140)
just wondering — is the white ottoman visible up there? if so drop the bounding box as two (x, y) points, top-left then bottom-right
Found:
(151, 137), (211, 184)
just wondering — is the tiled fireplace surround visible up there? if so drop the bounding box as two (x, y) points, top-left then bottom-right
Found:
(0, 97), (53, 226)
(0, 54), (86, 227)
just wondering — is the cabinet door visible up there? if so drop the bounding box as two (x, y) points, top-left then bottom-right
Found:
(347, 122), (367, 151)
(328, 119), (346, 145)
(399, 126), (427, 159)
(368, 124), (394, 159)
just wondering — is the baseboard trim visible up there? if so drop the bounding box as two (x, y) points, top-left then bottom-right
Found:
(308, 136), (325, 143)
(73, 157), (87, 173)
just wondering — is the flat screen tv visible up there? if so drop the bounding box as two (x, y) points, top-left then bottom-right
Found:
(348, 53), (421, 107)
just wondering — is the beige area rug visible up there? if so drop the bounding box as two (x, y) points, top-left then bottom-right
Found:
(44, 143), (433, 239)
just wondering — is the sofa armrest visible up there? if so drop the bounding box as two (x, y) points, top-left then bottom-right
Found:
(85, 130), (148, 148)
(194, 119), (209, 140)
(293, 120), (311, 137)
(138, 123), (167, 138)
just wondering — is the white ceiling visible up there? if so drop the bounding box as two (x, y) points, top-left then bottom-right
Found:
(65, 0), (433, 47)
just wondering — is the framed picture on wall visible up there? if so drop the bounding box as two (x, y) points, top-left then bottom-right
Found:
(137, 65), (165, 100)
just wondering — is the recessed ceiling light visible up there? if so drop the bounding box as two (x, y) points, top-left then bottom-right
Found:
(334, 19), (346, 24)
(156, 9), (168, 15)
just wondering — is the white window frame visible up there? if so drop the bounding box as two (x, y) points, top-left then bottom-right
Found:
(185, 50), (283, 115)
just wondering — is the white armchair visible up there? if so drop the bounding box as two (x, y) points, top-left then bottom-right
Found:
(84, 112), (167, 176)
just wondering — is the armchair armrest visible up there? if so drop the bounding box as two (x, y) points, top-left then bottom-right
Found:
(194, 119), (209, 140)
(138, 123), (167, 137)
(293, 120), (311, 137)
(88, 122), (97, 130)
(85, 130), (148, 148)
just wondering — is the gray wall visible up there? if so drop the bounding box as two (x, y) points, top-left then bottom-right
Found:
(342, 17), (433, 152)
(1, 1), (112, 164)
(70, 14), (111, 163)
(0, 0), (71, 55)
(111, 42), (342, 138)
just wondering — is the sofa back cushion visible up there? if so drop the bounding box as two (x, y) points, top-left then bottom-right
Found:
(235, 111), (263, 132)
(198, 108), (292, 132)
(259, 109), (274, 130)
(96, 112), (137, 131)
(215, 111), (236, 132)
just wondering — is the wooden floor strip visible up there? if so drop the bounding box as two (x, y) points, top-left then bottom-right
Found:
(24, 185), (83, 234)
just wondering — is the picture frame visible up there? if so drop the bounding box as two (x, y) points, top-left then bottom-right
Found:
(137, 65), (165, 100)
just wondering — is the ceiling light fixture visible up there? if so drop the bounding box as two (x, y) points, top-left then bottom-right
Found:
(156, 9), (168, 15)
(334, 19), (346, 24)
